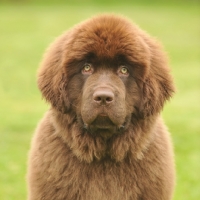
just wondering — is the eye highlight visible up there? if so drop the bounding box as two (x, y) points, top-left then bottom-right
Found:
(82, 63), (93, 74)
(118, 66), (129, 76)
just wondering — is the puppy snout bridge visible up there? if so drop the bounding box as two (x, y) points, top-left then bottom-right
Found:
(93, 89), (114, 105)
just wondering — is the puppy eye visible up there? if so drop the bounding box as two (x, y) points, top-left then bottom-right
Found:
(118, 66), (129, 76)
(82, 63), (93, 74)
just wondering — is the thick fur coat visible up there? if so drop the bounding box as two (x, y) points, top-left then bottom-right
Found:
(28, 15), (175, 200)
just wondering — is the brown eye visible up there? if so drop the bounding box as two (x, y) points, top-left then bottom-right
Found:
(82, 63), (93, 74)
(118, 66), (129, 76)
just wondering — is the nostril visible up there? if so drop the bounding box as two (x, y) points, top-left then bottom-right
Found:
(93, 90), (114, 104)
(106, 96), (113, 102)
(94, 96), (102, 102)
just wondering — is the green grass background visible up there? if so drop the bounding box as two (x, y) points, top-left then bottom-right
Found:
(0, 0), (199, 199)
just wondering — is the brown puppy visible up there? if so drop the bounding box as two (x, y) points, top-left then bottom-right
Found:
(28, 14), (175, 200)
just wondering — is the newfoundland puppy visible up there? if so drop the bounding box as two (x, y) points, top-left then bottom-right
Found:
(28, 14), (175, 200)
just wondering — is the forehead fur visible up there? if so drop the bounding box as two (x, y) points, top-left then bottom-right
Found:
(62, 14), (151, 67)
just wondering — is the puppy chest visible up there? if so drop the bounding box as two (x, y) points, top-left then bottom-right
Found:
(49, 160), (141, 200)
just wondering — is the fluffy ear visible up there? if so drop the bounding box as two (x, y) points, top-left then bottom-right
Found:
(138, 40), (175, 118)
(37, 34), (70, 113)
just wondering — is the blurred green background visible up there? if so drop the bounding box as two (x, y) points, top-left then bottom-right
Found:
(0, 0), (199, 199)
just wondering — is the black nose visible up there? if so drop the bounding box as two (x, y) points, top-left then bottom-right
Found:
(93, 89), (114, 105)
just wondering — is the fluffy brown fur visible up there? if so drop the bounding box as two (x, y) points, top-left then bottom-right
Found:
(28, 14), (175, 200)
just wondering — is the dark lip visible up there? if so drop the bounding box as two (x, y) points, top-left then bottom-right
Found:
(92, 115), (114, 126)
(98, 113), (108, 117)
(82, 117), (114, 130)
(94, 124), (114, 129)
(84, 115), (116, 134)
(81, 114), (131, 136)
(82, 121), (127, 139)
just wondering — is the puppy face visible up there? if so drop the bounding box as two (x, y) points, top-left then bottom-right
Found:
(66, 57), (140, 139)
(38, 15), (175, 139)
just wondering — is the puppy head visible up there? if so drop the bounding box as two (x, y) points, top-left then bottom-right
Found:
(37, 14), (175, 121)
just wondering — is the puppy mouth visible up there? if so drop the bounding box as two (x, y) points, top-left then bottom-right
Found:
(83, 115), (126, 138)
(91, 115), (115, 129)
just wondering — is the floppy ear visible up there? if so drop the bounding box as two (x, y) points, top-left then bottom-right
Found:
(138, 41), (175, 118)
(37, 33), (70, 113)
